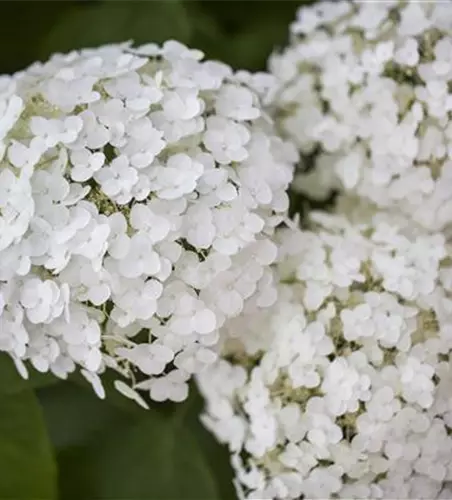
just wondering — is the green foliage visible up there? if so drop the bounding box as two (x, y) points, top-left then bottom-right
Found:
(0, 0), (318, 497)
(0, 0), (307, 74)
(40, 1), (192, 60)
(37, 381), (235, 500)
(0, 354), (56, 499)
(0, 1), (73, 74)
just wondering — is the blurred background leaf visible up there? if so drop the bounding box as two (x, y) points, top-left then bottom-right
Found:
(0, 1), (75, 75)
(37, 381), (235, 500)
(0, 354), (57, 499)
(0, 0), (308, 74)
(40, 1), (192, 59)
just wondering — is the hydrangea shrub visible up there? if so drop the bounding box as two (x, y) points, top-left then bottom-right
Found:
(198, 207), (452, 499)
(1, 1), (452, 498)
(270, 0), (452, 231)
(0, 40), (296, 403)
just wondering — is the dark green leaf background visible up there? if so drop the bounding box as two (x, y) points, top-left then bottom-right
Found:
(0, 1), (312, 498)
(0, 0), (307, 75)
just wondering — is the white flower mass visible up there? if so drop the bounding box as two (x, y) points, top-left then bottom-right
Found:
(2, 0), (452, 497)
(0, 40), (296, 401)
(198, 206), (452, 499)
(270, 0), (452, 232)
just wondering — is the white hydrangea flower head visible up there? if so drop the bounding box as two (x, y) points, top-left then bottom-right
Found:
(197, 204), (452, 499)
(0, 40), (297, 402)
(269, 0), (452, 232)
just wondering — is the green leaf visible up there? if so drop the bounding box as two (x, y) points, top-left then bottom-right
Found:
(198, 0), (311, 32)
(85, 409), (220, 499)
(183, 1), (230, 64)
(41, 0), (192, 59)
(0, 354), (57, 500)
(39, 380), (234, 500)
(27, 366), (60, 390)
(37, 381), (136, 450)
(178, 386), (236, 500)
(0, 1), (73, 73)
(226, 19), (288, 71)
(69, 368), (161, 417)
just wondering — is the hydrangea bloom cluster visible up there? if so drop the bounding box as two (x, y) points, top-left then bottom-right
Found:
(198, 207), (452, 499)
(0, 40), (296, 402)
(270, 0), (452, 231)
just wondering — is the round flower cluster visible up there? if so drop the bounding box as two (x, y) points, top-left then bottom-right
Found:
(269, 0), (452, 231)
(0, 40), (296, 402)
(197, 207), (452, 499)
